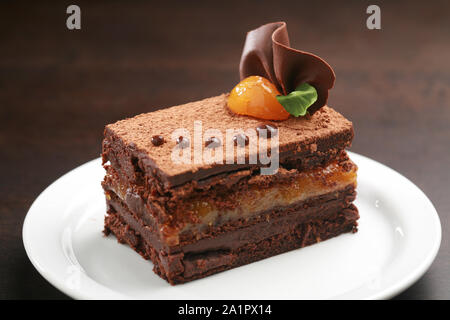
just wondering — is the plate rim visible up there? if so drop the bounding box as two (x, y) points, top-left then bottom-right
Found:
(22, 152), (442, 300)
(347, 152), (442, 300)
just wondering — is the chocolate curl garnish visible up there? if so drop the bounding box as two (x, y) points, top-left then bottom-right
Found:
(239, 22), (335, 114)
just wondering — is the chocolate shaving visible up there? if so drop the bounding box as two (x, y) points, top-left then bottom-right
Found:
(239, 22), (335, 114)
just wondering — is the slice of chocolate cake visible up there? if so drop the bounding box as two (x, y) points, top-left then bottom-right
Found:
(101, 22), (358, 285)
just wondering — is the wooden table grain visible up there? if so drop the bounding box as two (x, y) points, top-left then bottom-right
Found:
(1, 0), (448, 299)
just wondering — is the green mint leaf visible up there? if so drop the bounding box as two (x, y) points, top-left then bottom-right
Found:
(276, 83), (318, 117)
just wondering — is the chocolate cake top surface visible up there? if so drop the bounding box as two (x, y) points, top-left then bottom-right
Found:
(105, 94), (353, 187)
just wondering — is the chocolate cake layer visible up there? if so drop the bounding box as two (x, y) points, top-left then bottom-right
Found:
(105, 201), (358, 284)
(102, 95), (354, 190)
(104, 183), (357, 254)
(102, 154), (357, 247)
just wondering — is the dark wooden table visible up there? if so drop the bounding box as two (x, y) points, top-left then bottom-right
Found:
(1, 0), (448, 299)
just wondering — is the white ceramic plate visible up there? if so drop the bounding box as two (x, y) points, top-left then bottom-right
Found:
(22, 152), (441, 300)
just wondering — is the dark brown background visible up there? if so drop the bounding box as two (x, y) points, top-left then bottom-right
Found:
(1, 0), (448, 299)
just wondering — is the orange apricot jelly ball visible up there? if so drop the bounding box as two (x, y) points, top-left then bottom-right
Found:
(228, 76), (290, 120)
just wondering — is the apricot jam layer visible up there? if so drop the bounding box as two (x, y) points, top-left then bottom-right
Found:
(182, 160), (357, 233)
